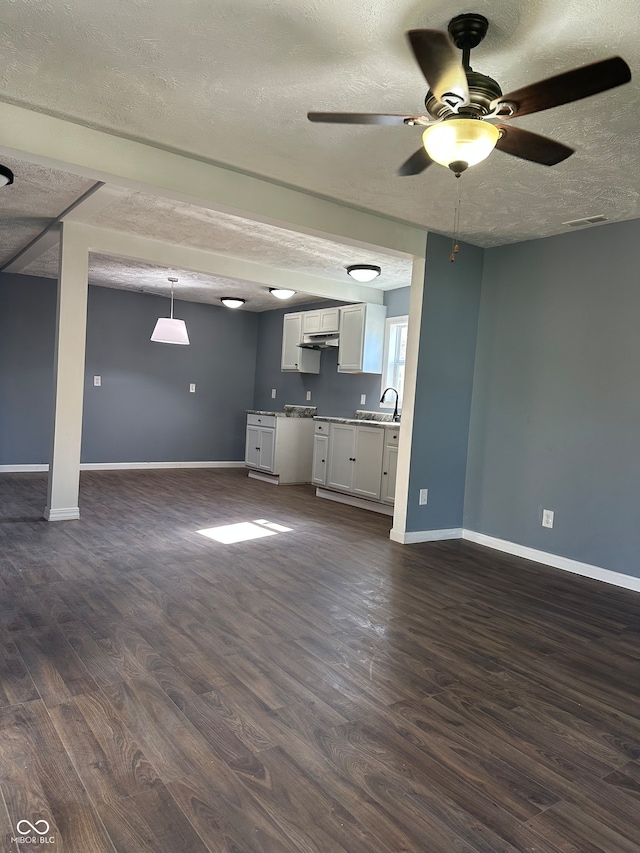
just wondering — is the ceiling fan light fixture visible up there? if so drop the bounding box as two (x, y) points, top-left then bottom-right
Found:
(221, 297), (246, 308)
(422, 119), (500, 171)
(269, 288), (296, 300)
(0, 164), (14, 187)
(346, 264), (381, 282)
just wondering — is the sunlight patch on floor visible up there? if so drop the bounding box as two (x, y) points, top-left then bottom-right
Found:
(196, 519), (292, 544)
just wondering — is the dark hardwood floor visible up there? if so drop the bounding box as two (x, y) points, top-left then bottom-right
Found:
(1, 469), (640, 852)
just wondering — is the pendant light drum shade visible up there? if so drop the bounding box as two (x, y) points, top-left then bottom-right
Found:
(150, 317), (190, 344)
(151, 277), (190, 345)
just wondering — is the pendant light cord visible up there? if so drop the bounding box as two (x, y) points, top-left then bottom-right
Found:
(450, 177), (463, 263)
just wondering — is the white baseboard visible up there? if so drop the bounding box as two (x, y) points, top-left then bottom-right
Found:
(0, 464), (48, 472)
(316, 488), (394, 516)
(44, 505), (80, 521)
(390, 527), (462, 544)
(0, 461), (244, 473)
(462, 530), (640, 594)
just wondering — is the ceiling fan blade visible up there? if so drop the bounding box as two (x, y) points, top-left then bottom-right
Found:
(307, 112), (428, 127)
(495, 125), (574, 165)
(398, 147), (434, 176)
(407, 30), (469, 107)
(492, 56), (631, 119)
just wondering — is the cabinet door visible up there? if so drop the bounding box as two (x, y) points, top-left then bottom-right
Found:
(320, 307), (340, 333)
(327, 423), (356, 492)
(381, 443), (398, 504)
(257, 427), (276, 472)
(281, 313), (320, 374)
(312, 434), (329, 486)
(352, 426), (384, 500)
(245, 425), (260, 468)
(302, 311), (321, 333)
(281, 313), (303, 370)
(338, 304), (365, 372)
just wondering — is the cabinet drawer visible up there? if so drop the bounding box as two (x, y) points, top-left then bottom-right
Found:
(314, 421), (330, 435)
(247, 414), (276, 428)
(385, 428), (400, 446)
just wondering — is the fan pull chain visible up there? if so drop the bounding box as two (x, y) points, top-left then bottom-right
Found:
(450, 176), (463, 263)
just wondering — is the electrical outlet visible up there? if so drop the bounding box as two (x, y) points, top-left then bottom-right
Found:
(93, 376), (101, 387)
(271, 388), (277, 399)
(306, 391), (312, 401)
(189, 383), (196, 393)
(542, 509), (554, 528)
(419, 488), (428, 506)
(360, 394), (366, 405)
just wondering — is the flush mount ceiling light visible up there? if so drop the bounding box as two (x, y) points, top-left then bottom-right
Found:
(422, 117), (499, 173)
(346, 264), (381, 282)
(150, 277), (190, 345)
(0, 164), (14, 187)
(269, 288), (296, 300)
(220, 297), (246, 308)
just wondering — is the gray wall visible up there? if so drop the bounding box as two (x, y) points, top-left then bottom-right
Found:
(252, 288), (410, 418)
(0, 274), (258, 464)
(465, 219), (640, 577)
(0, 274), (56, 464)
(406, 232), (484, 532)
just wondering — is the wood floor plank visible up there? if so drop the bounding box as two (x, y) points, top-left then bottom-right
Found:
(2, 468), (640, 852)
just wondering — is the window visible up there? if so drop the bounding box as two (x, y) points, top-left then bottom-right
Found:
(380, 315), (408, 408)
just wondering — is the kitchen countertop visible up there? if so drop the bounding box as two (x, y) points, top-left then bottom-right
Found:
(247, 405), (317, 418)
(314, 414), (400, 428)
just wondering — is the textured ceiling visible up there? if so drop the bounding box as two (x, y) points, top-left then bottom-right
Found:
(23, 248), (328, 311)
(0, 154), (95, 267)
(0, 0), (638, 246)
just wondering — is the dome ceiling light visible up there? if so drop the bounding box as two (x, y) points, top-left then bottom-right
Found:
(346, 264), (381, 282)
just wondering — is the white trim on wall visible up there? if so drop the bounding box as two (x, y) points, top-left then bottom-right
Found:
(390, 527), (463, 544)
(387, 526), (640, 593)
(0, 461), (245, 473)
(461, 530), (640, 594)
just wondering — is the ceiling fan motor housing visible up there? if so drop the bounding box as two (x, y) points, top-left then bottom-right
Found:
(425, 70), (503, 119)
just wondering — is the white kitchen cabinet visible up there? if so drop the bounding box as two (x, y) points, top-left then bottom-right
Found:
(381, 427), (400, 505)
(352, 426), (384, 501)
(326, 423), (356, 492)
(325, 422), (384, 500)
(338, 303), (387, 374)
(312, 434), (329, 486)
(281, 313), (320, 374)
(245, 413), (314, 484)
(302, 307), (340, 334)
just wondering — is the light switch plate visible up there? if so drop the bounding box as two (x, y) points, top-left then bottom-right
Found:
(189, 383), (196, 393)
(542, 509), (554, 528)
(271, 388), (277, 399)
(306, 391), (312, 401)
(93, 375), (101, 387)
(360, 394), (366, 404)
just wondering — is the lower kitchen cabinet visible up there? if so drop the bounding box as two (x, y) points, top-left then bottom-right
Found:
(319, 421), (389, 506)
(245, 413), (314, 484)
(381, 428), (400, 505)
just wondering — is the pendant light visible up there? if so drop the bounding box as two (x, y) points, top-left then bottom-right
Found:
(150, 277), (190, 345)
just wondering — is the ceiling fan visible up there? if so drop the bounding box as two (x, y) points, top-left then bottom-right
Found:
(308, 13), (631, 176)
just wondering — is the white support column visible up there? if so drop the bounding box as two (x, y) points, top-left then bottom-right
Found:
(44, 223), (89, 521)
(390, 251), (426, 543)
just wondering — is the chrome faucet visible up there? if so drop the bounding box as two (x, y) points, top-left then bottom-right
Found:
(380, 387), (400, 422)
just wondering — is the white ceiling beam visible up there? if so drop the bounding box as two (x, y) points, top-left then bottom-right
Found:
(71, 223), (384, 304)
(3, 182), (130, 273)
(0, 102), (426, 261)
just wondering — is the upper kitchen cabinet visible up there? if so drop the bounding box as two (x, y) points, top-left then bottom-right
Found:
(302, 307), (340, 334)
(338, 303), (387, 373)
(281, 312), (320, 374)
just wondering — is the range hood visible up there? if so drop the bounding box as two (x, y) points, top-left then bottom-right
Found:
(297, 332), (339, 350)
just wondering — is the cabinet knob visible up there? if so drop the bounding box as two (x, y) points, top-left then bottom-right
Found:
(321, 459), (325, 463)
(255, 446), (260, 451)
(383, 471), (388, 476)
